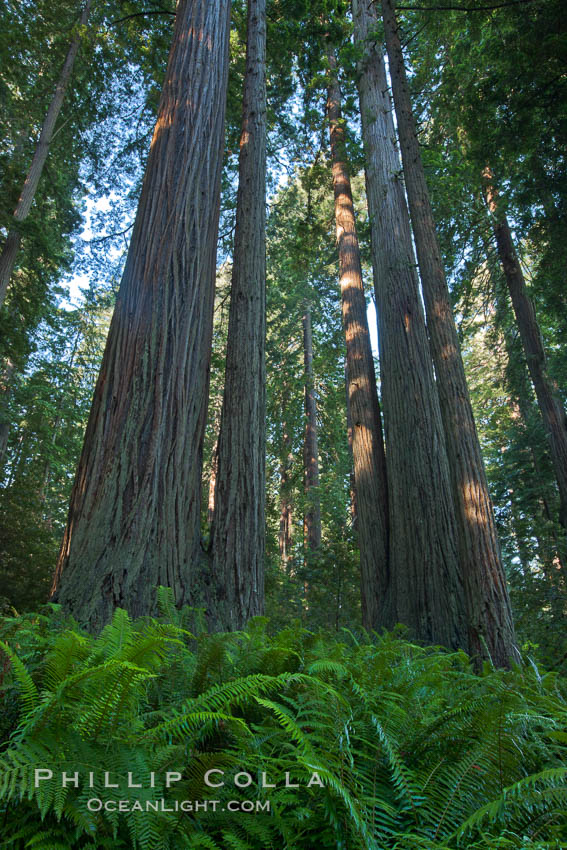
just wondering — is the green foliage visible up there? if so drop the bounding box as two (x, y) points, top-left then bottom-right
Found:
(0, 597), (566, 848)
(0, 298), (110, 612)
(263, 163), (363, 631)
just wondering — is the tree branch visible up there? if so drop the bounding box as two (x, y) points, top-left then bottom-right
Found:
(87, 224), (134, 244)
(111, 9), (175, 26)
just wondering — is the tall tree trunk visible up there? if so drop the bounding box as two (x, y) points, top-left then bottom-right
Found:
(0, 0), (92, 307)
(51, 0), (232, 629)
(351, 3), (467, 649)
(40, 330), (82, 506)
(509, 369), (566, 576)
(210, 0), (267, 630)
(302, 306), (322, 551)
(378, 0), (516, 666)
(345, 359), (358, 528)
(278, 379), (294, 569)
(497, 291), (567, 576)
(278, 414), (294, 570)
(326, 48), (390, 631)
(483, 166), (567, 533)
(278, 434), (293, 572)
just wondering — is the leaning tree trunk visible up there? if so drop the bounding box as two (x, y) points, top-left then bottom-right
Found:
(351, 2), (467, 650)
(500, 302), (567, 570)
(378, 0), (516, 666)
(302, 306), (322, 551)
(51, 0), (232, 629)
(0, 0), (92, 307)
(483, 167), (567, 534)
(326, 49), (390, 631)
(210, 0), (267, 630)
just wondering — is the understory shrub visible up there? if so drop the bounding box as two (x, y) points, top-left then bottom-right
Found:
(0, 588), (566, 849)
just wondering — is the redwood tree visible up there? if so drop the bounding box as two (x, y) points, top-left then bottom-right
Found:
(326, 48), (390, 631)
(351, 0), (467, 649)
(52, 0), (232, 628)
(378, 0), (516, 666)
(210, 0), (267, 630)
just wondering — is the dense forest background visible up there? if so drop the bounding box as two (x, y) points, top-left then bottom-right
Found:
(1, 0), (565, 661)
(0, 0), (566, 845)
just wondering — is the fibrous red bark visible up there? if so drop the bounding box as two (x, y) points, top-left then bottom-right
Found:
(378, 0), (516, 666)
(326, 47), (390, 631)
(210, 0), (267, 630)
(51, 0), (232, 628)
(352, 0), (467, 649)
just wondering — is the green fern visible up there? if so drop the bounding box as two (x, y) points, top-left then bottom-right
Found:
(0, 601), (565, 849)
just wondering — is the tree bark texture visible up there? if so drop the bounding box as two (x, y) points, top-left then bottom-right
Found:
(379, 0), (516, 666)
(483, 167), (567, 533)
(303, 306), (322, 551)
(0, 0), (92, 307)
(51, 0), (232, 629)
(210, 0), (267, 630)
(345, 359), (358, 527)
(351, 2), (467, 649)
(326, 50), (390, 631)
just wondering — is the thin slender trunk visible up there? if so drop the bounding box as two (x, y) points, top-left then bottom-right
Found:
(0, 0), (92, 307)
(510, 508), (531, 575)
(326, 48), (390, 631)
(278, 430), (294, 569)
(7, 428), (26, 488)
(498, 294), (567, 575)
(512, 384), (566, 574)
(51, 0), (232, 629)
(303, 306), (322, 551)
(351, 2), (466, 649)
(484, 167), (567, 533)
(278, 385), (294, 569)
(39, 413), (62, 518)
(40, 331), (82, 505)
(210, 0), (267, 630)
(378, 0), (515, 666)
